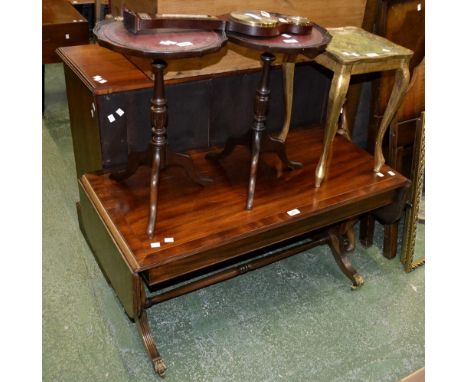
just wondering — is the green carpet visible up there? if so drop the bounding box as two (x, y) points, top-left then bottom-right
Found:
(42, 63), (424, 382)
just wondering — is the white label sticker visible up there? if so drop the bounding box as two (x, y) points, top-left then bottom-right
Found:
(160, 40), (178, 45)
(107, 114), (115, 123)
(417, 3), (422, 11)
(376, 172), (384, 178)
(366, 52), (379, 57)
(150, 242), (161, 248)
(387, 170), (395, 176)
(283, 39), (299, 44)
(98, 79), (107, 84)
(164, 237), (174, 243)
(116, 108), (124, 117)
(287, 208), (301, 216)
(65, 34), (70, 39)
(177, 41), (194, 47)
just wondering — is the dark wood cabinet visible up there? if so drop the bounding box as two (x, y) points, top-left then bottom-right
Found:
(43, 0), (90, 64)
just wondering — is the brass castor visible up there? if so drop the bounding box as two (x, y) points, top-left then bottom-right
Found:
(154, 358), (167, 377)
(351, 274), (364, 290)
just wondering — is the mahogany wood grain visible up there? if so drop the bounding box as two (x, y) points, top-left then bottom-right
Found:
(68, 0), (108, 5)
(43, 0), (89, 64)
(81, 127), (408, 286)
(62, 64), (103, 177)
(57, 45), (153, 95)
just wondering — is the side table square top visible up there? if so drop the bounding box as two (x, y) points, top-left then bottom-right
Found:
(322, 26), (413, 64)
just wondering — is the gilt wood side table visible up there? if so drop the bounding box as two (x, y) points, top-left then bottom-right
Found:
(280, 26), (413, 187)
(94, 20), (227, 238)
(206, 26), (331, 209)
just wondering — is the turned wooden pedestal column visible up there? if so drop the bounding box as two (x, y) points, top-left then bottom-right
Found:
(207, 27), (331, 209)
(93, 19), (227, 238)
(207, 52), (302, 209)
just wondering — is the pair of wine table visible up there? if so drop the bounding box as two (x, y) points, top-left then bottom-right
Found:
(75, 20), (411, 376)
(94, 19), (331, 236)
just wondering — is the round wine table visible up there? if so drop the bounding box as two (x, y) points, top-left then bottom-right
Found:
(207, 25), (331, 209)
(94, 20), (227, 240)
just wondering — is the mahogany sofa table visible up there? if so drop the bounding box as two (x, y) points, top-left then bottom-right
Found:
(207, 27), (331, 210)
(94, 19), (227, 238)
(78, 127), (409, 376)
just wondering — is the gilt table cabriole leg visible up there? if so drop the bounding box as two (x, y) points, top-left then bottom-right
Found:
(315, 65), (352, 188)
(373, 59), (411, 172)
(277, 55), (297, 143)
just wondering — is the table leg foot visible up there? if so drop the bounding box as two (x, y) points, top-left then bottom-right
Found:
(328, 222), (364, 289)
(246, 130), (262, 210)
(264, 136), (303, 170)
(205, 131), (250, 162)
(135, 309), (167, 377)
(110, 149), (151, 181)
(147, 146), (162, 238)
(374, 61), (410, 172)
(166, 149), (213, 185)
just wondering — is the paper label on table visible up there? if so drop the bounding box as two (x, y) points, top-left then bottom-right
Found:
(65, 34), (70, 39)
(366, 52), (379, 57)
(283, 39), (299, 44)
(116, 108), (124, 117)
(98, 79), (108, 84)
(164, 237), (174, 243)
(107, 114), (115, 123)
(376, 172), (384, 177)
(287, 208), (301, 216)
(388, 170), (395, 176)
(177, 41), (194, 47)
(160, 40), (178, 45)
(150, 242), (161, 248)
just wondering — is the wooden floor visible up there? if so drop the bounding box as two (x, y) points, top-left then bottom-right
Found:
(81, 127), (407, 285)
